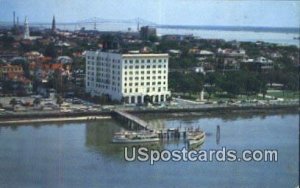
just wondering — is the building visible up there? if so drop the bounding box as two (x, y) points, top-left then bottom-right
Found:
(0, 64), (23, 80)
(51, 15), (56, 33)
(23, 17), (30, 40)
(242, 57), (273, 71)
(139, 26), (156, 40)
(85, 51), (170, 104)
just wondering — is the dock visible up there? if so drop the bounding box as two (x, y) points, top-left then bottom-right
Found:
(113, 110), (152, 131)
(113, 110), (188, 140)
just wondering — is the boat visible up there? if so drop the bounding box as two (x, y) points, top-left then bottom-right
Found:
(293, 36), (300, 40)
(112, 130), (160, 143)
(187, 129), (206, 148)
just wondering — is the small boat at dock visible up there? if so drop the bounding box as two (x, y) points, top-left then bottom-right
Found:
(187, 129), (206, 148)
(112, 131), (160, 143)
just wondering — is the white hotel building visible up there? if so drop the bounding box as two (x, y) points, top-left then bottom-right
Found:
(85, 51), (171, 104)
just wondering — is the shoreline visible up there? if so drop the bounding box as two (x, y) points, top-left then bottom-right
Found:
(0, 116), (111, 125)
(0, 104), (298, 125)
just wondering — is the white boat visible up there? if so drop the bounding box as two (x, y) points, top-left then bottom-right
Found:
(112, 131), (160, 143)
(187, 130), (206, 147)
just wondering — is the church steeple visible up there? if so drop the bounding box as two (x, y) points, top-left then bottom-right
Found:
(23, 16), (30, 39)
(51, 15), (56, 33)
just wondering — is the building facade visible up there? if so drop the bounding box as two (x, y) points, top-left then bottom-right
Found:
(85, 51), (170, 104)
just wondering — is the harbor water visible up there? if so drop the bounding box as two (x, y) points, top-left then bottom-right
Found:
(0, 113), (298, 187)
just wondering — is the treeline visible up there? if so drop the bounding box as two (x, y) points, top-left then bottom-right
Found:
(169, 70), (299, 98)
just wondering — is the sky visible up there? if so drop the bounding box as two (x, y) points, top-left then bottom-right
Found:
(0, 0), (299, 28)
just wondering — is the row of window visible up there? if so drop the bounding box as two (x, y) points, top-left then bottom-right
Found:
(124, 87), (167, 93)
(124, 76), (167, 81)
(124, 81), (166, 87)
(124, 59), (167, 64)
(124, 70), (167, 75)
(124, 65), (166, 69)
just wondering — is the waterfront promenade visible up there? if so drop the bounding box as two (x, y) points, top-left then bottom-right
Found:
(0, 101), (298, 125)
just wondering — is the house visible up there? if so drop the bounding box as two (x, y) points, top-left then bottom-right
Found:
(242, 56), (273, 71)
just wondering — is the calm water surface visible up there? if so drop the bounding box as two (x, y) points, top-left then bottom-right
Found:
(0, 113), (298, 188)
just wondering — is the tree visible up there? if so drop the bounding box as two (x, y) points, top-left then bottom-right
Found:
(56, 95), (64, 107)
(9, 98), (17, 108)
(33, 98), (41, 107)
(44, 44), (57, 58)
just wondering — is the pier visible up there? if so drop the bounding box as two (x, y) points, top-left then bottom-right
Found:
(113, 110), (152, 131)
(113, 110), (188, 140)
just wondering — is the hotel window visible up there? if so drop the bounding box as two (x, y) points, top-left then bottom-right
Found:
(152, 71), (156, 74)
(152, 76), (156, 79)
(147, 88), (150, 92)
(147, 71), (150, 74)
(129, 89), (132, 93)
(158, 65), (162, 68)
(129, 77), (133, 80)
(153, 59), (156, 63)
(125, 60), (128, 63)
(141, 71), (145, 74)
(135, 71), (139, 75)
(152, 88), (155, 91)
(141, 77), (144, 80)
(152, 82), (155, 85)
(159, 59), (162, 63)
(158, 88), (161, 92)
(125, 66), (127, 69)
(147, 59), (150, 63)
(135, 83), (138, 86)
(146, 82), (150, 86)
(153, 65), (156, 68)
(147, 65), (150, 68)
(141, 83), (144, 86)
(129, 83), (133, 86)
(129, 60), (133, 64)
(147, 76), (150, 79)
(135, 65), (139, 68)
(141, 65), (145, 68)
(135, 60), (139, 63)
(135, 77), (139, 80)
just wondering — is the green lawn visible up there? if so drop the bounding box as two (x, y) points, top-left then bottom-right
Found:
(172, 90), (299, 101)
(266, 90), (300, 99)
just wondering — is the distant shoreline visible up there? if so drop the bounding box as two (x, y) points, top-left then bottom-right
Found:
(157, 25), (300, 34)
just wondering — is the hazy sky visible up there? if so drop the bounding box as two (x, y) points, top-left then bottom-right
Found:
(1, 0), (299, 27)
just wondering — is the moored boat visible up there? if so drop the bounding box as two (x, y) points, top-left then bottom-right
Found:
(112, 130), (160, 143)
(187, 130), (206, 148)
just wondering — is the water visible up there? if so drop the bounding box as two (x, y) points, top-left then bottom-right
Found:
(0, 113), (298, 188)
(157, 28), (300, 47)
(58, 24), (300, 47)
